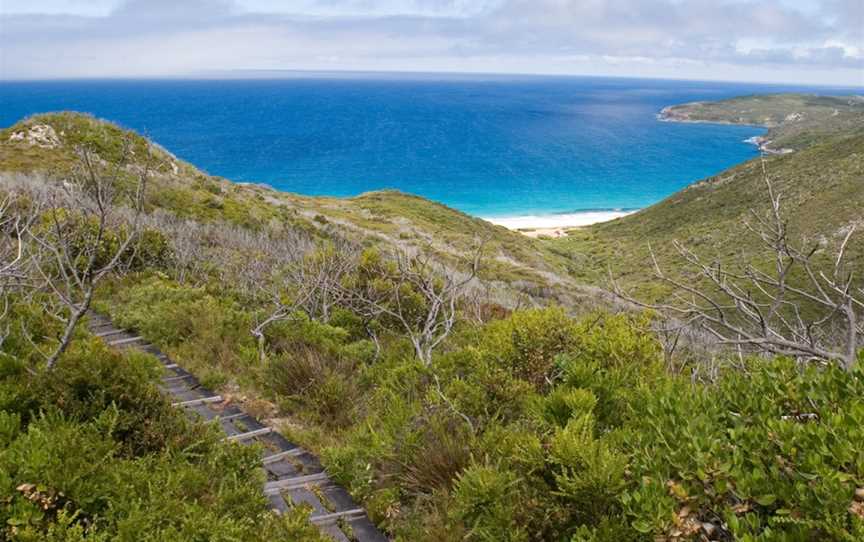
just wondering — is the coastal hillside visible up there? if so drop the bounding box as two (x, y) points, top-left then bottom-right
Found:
(659, 93), (864, 152)
(556, 98), (864, 300)
(0, 112), (582, 303)
(6, 0), (864, 537)
(2, 99), (863, 542)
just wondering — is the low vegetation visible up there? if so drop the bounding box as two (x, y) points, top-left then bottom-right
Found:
(549, 130), (864, 301)
(0, 298), (325, 541)
(1, 97), (863, 540)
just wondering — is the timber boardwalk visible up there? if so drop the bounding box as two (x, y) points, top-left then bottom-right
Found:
(87, 313), (387, 542)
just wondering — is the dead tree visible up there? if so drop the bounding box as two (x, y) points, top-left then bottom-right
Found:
(250, 239), (356, 362)
(613, 161), (862, 371)
(29, 140), (149, 369)
(0, 195), (37, 349)
(153, 212), (206, 285)
(345, 243), (485, 366)
(0, 196), (30, 291)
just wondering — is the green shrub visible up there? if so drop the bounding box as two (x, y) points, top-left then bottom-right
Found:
(267, 346), (336, 397)
(0, 410), (325, 541)
(622, 360), (864, 541)
(433, 347), (537, 426)
(31, 213), (165, 277)
(478, 307), (581, 390)
(267, 347), (360, 427)
(549, 413), (628, 523)
(556, 312), (664, 429)
(263, 317), (364, 427)
(32, 340), (204, 455)
(389, 410), (475, 498)
(0, 335), (326, 541)
(103, 274), (255, 376)
(129, 229), (173, 271)
(536, 386), (598, 429)
(566, 312), (662, 371)
(450, 465), (527, 542)
(263, 314), (349, 356)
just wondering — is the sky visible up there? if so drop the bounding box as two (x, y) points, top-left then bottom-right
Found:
(0, 0), (862, 85)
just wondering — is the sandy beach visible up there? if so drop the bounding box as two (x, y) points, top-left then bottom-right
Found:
(484, 210), (636, 237)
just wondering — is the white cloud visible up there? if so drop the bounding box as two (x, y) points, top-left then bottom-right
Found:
(0, 0), (118, 16)
(239, 0), (495, 17)
(0, 0), (861, 84)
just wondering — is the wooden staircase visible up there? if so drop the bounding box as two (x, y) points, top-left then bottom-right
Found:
(87, 313), (387, 542)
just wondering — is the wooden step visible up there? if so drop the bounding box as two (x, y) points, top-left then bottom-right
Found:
(172, 395), (223, 408)
(310, 509), (366, 526)
(224, 427), (273, 442)
(92, 312), (386, 541)
(88, 320), (112, 329)
(107, 335), (144, 346)
(262, 448), (307, 465)
(217, 412), (249, 423)
(94, 328), (126, 338)
(264, 472), (329, 495)
(162, 374), (195, 384)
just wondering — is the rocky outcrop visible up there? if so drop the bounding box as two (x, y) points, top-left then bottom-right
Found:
(8, 124), (61, 149)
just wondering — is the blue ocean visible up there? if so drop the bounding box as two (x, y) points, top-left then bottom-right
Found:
(0, 75), (856, 219)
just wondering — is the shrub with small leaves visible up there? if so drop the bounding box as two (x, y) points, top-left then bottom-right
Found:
(451, 465), (528, 542)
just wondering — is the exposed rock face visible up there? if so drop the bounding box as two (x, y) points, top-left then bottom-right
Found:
(8, 124), (61, 148)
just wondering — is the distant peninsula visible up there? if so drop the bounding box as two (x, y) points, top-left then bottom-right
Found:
(659, 93), (864, 153)
(510, 92), (864, 238)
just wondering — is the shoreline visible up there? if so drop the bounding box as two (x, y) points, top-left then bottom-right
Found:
(485, 104), (769, 239)
(484, 210), (637, 237)
(492, 103), (784, 240)
(657, 106), (794, 154)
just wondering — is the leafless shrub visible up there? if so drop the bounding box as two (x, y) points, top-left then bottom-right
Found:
(250, 238), (358, 362)
(613, 161), (862, 371)
(26, 139), (149, 368)
(0, 195), (35, 289)
(139, 209), (317, 294)
(0, 194), (40, 348)
(344, 242), (485, 366)
(462, 280), (527, 325)
(142, 211), (207, 285)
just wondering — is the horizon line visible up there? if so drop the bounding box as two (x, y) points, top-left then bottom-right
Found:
(2, 68), (863, 90)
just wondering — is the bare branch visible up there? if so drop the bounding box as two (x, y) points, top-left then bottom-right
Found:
(611, 163), (862, 371)
(21, 138), (150, 369)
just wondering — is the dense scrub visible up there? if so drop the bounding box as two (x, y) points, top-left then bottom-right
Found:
(96, 275), (864, 540)
(0, 301), (325, 541)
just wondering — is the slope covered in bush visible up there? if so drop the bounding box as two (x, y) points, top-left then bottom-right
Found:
(0, 112), (577, 299)
(1, 101), (862, 541)
(0, 301), (325, 541)
(93, 276), (864, 540)
(549, 130), (864, 300)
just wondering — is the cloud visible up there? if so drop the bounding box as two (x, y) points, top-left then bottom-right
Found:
(0, 0), (861, 84)
(251, 0), (494, 17)
(112, 0), (236, 20)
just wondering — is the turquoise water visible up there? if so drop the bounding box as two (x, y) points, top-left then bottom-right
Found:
(0, 76), (853, 218)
